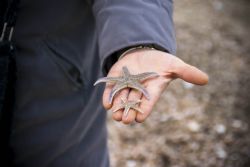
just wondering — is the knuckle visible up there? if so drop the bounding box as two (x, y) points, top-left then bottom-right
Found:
(135, 115), (145, 123)
(122, 119), (132, 124)
(122, 116), (134, 124)
(112, 113), (122, 121)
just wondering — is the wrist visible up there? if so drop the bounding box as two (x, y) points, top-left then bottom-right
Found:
(118, 44), (168, 60)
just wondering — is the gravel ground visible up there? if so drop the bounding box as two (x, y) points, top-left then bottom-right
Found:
(107, 0), (250, 166)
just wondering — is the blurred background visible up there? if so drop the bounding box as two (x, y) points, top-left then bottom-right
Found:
(107, 0), (250, 167)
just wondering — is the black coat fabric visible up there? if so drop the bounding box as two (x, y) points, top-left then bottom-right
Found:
(10, 0), (176, 166)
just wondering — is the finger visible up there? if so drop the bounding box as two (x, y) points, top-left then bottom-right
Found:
(112, 89), (129, 121)
(171, 59), (209, 85)
(103, 84), (113, 109)
(122, 90), (142, 124)
(135, 80), (167, 123)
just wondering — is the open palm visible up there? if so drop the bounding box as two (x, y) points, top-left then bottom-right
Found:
(102, 49), (208, 124)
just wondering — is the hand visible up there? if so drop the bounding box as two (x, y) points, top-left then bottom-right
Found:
(102, 49), (208, 124)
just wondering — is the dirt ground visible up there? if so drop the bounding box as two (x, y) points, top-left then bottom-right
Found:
(107, 0), (250, 167)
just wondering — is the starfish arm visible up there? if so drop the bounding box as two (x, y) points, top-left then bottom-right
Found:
(121, 98), (126, 104)
(132, 107), (144, 114)
(109, 83), (127, 104)
(133, 72), (159, 81)
(109, 106), (125, 113)
(129, 100), (141, 107)
(123, 106), (131, 117)
(128, 82), (150, 100)
(93, 77), (122, 86)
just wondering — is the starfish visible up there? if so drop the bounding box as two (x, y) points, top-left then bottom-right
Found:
(108, 98), (143, 117)
(94, 66), (159, 104)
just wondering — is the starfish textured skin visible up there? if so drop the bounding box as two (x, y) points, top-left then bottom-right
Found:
(108, 99), (143, 117)
(94, 66), (159, 104)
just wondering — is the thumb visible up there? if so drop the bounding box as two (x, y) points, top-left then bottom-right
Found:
(171, 59), (209, 85)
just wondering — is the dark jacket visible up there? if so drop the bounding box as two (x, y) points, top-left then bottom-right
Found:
(10, 0), (176, 166)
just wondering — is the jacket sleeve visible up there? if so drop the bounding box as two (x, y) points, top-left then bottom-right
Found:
(91, 0), (176, 74)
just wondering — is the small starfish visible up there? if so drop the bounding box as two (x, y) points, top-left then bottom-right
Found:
(94, 66), (159, 104)
(108, 98), (143, 117)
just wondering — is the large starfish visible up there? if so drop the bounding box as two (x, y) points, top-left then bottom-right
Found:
(108, 98), (143, 117)
(94, 66), (159, 104)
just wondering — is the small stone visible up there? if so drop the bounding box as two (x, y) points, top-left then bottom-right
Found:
(187, 121), (201, 132)
(126, 160), (137, 167)
(215, 147), (227, 159)
(190, 142), (200, 151)
(183, 81), (194, 89)
(232, 120), (242, 129)
(215, 124), (226, 134)
(224, 134), (233, 144)
(213, 1), (224, 11)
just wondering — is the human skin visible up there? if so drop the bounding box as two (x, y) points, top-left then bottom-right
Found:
(102, 49), (209, 124)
